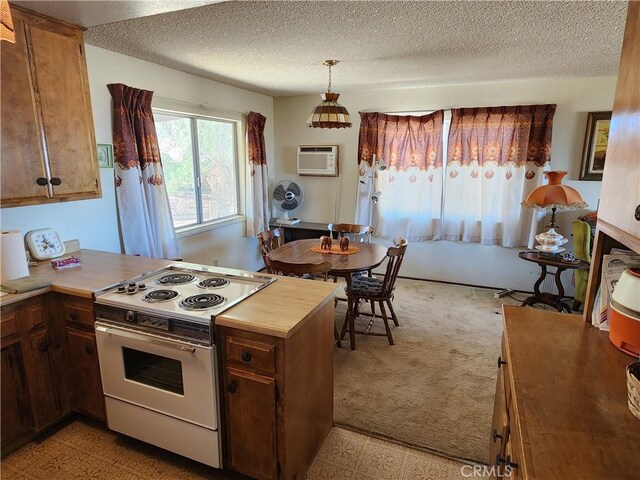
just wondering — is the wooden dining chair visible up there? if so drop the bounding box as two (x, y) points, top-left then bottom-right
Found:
(327, 223), (373, 243)
(340, 237), (408, 350)
(265, 257), (342, 347)
(257, 228), (284, 273)
(327, 223), (374, 308)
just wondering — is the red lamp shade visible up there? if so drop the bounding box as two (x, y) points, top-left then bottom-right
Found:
(522, 171), (588, 210)
(1, 0), (16, 44)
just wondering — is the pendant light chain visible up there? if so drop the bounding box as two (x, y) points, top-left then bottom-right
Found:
(327, 63), (332, 93)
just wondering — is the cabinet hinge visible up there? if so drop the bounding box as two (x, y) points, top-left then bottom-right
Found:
(275, 385), (280, 403)
(276, 461), (281, 478)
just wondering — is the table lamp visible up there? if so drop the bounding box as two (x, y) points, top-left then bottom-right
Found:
(522, 171), (588, 253)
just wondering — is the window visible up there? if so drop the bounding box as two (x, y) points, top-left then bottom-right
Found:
(356, 105), (554, 246)
(154, 110), (239, 229)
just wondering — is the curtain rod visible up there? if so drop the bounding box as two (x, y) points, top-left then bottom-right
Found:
(153, 95), (208, 108)
(153, 95), (245, 120)
(359, 109), (437, 115)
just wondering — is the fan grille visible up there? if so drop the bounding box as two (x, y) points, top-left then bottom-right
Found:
(273, 181), (303, 212)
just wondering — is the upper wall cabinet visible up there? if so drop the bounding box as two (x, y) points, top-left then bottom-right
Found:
(0, 6), (101, 208)
(597, 2), (640, 240)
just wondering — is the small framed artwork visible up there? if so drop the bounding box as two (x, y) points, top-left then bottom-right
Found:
(97, 144), (114, 168)
(579, 111), (611, 180)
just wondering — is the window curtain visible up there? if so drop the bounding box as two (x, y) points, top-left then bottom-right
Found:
(107, 83), (180, 259)
(442, 105), (556, 247)
(246, 112), (270, 236)
(355, 111), (444, 241)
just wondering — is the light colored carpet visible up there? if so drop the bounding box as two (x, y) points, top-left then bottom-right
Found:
(333, 278), (519, 464)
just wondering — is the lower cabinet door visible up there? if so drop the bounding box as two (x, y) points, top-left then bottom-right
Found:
(1, 342), (32, 447)
(488, 365), (506, 471)
(66, 329), (105, 421)
(23, 329), (61, 430)
(225, 367), (277, 480)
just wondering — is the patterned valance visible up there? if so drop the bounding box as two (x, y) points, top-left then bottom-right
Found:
(357, 111), (444, 172)
(447, 105), (556, 168)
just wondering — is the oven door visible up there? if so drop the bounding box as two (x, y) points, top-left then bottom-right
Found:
(95, 321), (217, 430)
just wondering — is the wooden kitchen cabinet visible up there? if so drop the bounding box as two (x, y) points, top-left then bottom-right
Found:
(225, 367), (278, 479)
(218, 299), (334, 480)
(596, 1), (640, 242)
(65, 329), (104, 420)
(1, 322), (31, 449)
(488, 337), (522, 479)
(583, 2), (640, 321)
(0, 296), (62, 455)
(489, 306), (640, 479)
(60, 295), (105, 422)
(0, 6), (100, 208)
(23, 327), (61, 430)
(0, 293), (107, 455)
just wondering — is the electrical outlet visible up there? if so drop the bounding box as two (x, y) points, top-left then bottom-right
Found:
(212, 259), (218, 266)
(494, 289), (513, 299)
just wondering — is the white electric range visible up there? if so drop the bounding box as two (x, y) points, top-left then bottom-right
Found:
(93, 265), (276, 468)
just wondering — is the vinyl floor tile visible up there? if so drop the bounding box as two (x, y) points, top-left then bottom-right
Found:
(3, 420), (470, 480)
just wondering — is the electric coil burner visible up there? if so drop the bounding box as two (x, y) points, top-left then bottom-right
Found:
(95, 264), (276, 335)
(157, 273), (197, 285)
(142, 289), (179, 303)
(198, 278), (230, 289)
(179, 293), (226, 311)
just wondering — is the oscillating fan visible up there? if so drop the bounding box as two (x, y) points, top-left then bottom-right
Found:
(273, 180), (303, 225)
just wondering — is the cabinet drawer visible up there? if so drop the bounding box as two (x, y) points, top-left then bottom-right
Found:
(63, 300), (94, 327)
(499, 339), (512, 408)
(226, 337), (275, 374)
(1, 312), (19, 340)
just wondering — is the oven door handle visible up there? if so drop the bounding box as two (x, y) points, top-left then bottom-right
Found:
(95, 323), (197, 353)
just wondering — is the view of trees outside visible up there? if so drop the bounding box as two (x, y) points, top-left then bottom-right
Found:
(155, 113), (238, 228)
(197, 119), (238, 222)
(155, 115), (196, 227)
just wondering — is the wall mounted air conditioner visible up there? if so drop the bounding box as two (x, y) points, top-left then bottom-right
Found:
(297, 145), (338, 177)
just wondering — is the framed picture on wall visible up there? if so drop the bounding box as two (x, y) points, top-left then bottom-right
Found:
(579, 111), (611, 180)
(97, 144), (114, 168)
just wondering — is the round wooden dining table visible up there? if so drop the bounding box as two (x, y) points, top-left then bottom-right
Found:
(266, 239), (389, 276)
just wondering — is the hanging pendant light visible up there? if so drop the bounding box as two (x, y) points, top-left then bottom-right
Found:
(307, 60), (352, 129)
(1, 0), (16, 44)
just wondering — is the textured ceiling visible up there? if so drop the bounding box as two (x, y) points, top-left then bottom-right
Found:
(11, 1), (224, 27)
(84, 1), (627, 97)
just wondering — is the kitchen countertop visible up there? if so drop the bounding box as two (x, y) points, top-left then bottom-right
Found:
(502, 305), (640, 479)
(0, 249), (172, 305)
(0, 249), (337, 338)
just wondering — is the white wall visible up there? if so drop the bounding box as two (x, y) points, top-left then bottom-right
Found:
(273, 76), (617, 292)
(1, 45), (275, 272)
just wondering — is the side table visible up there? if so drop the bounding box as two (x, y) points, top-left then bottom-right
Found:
(518, 251), (590, 313)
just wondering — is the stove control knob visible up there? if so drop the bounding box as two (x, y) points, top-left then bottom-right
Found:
(117, 286), (126, 293)
(125, 310), (136, 323)
(138, 283), (147, 290)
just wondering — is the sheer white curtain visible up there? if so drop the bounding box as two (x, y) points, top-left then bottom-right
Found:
(441, 105), (556, 247)
(108, 83), (180, 259)
(355, 111), (445, 241)
(245, 112), (270, 236)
